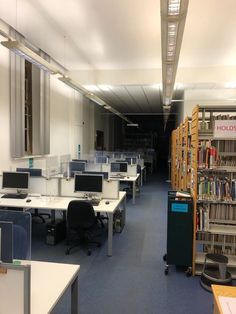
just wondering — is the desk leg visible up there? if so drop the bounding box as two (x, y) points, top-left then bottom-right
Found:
(107, 212), (113, 257)
(51, 210), (56, 223)
(144, 168), (147, 182)
(141, 171), (143, 186)
(132, 181), (136, 205)
(71, 275), (79, 314)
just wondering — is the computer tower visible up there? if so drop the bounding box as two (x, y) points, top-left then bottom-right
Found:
(46, 219), (66, 245)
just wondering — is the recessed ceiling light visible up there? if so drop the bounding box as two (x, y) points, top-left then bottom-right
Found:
(225, 82), (236, 89)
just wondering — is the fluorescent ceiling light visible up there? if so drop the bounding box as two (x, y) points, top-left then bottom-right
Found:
(83, 85), (99, 91)
(168, 0), (181, 15)
(225, 82), (236, 88)
(98, 85), (112, 91)
(104, 105), (111, 109)
(127, 123), (139, 127)
(1, 40), (59, 74)
(87, 94), (106, 106)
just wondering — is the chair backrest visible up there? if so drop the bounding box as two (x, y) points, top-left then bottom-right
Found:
(137, 164), (141, 174)
(67, 200), (96, 230)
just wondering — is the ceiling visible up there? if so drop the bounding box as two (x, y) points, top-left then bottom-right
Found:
(0, 0), (236, 118)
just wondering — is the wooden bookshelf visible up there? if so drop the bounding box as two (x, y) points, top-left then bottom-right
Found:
(190, 105), (236, 278)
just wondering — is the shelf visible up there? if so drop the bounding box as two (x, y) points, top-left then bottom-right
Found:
(197, 199), (236, 205)
(196, 240), (236, 247)
(209, 219), (236, 225)
(209, 224), (236, 235)
(198, 167), (236, 173)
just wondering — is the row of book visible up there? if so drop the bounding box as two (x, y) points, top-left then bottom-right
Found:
(199, 114), (236, 133)
(216, 140), (236, 153)
(203, 245), (235, 256)
(198, 142), (217, 169)
(197, 203), (236, 232)
(198, 176), (236, 201)
(218, 156), (236, 167)
(197, 232), (236, 246)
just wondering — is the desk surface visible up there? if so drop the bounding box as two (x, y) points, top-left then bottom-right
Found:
(110, 174), (140, 182)
(212, 285), (236, 314)
(21, 260), (80, 314)
(0, 191), (126, 214)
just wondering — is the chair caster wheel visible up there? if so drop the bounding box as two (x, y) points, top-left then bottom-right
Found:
(163, 254), (167, 261)
(186, 268), (192, 277)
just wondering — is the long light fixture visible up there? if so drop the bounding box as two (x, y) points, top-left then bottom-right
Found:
(1, 40), (59, 74)
(58, 76), (135, 125)
(161, 0), (189, 106)
(58, 76), (88, 94)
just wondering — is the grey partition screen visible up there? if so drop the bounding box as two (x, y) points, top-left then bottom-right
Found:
(0, 210), (31, 260)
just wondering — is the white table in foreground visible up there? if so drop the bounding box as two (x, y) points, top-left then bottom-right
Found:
(110, 174), (140, 204)
(0, 191), (126, 257)
(22, 260), (80, 314)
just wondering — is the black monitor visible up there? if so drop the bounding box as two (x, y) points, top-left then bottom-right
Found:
(2, 171), (29, 191)
(125, 157), (137, 165)
(0, 221), (13, 263)
(83, 171), (109, 180)
(72, 159), (87, 163)
(16, 168), (42, 177)
(96, 156), (107, 164)
(69, 161), (86, 177)
(74, 174), (103, 193)
(110, 162), (128, 173)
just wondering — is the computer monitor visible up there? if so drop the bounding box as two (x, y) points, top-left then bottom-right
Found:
(16, 168), (42, 177)
(69, 161), (86, 177)
(2, 171), (29, 191)
(72, 159), (87, 163)
(83, 171), (109, 180)
(125, 157), (137, 165)
(96, 156), (108, 164)
(110, 162), (128, 174)
(74, 174), (103, 194)
(0, 221), (13, 263)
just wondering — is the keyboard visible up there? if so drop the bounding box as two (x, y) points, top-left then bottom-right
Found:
(89, 199), (100, 206)
(110, 175), (125, 179)
(1, 193), (27, 199)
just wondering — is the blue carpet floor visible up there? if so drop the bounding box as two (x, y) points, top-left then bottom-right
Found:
(31, 173), (213, 314)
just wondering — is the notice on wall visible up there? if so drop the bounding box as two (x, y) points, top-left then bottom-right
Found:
(214, 120), (236, 138)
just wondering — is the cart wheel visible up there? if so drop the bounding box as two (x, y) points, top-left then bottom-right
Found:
(164, 266), (169, 275)
(163, 254), (167, 262)
(185, 267), (192, 277)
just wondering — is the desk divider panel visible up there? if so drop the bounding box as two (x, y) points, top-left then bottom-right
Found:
(101, 164), (110, 173)
(86, 163), (102, 172)
(0, 263), (30, 314)
(29, 177), (59, 196)
(103, 180), (119, 199)
(0, 210), (31, 260)
(127, 165), (137, 176)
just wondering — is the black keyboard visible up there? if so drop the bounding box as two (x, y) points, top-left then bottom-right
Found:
(1, 193), (27, 199)
(110, 175), (125, 179)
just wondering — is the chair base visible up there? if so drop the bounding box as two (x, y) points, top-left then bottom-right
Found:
(32, 209), (51, 223)
(65, 240), (101, 256)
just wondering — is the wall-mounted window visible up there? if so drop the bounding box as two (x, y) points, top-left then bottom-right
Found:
(9, 37), (50, 158)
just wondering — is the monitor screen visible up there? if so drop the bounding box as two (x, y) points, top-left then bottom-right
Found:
(16, 168), (42, 177)
(96, 156), (107, 164)
(2, 172), (29, 190)
(110, 162), (128, 173)
(125, 157), (137, 165)
(83, 171), (109, 180)
(0, 221), (13, 263)
(74, 174), (103, 193)
(69, 161), (86, 177)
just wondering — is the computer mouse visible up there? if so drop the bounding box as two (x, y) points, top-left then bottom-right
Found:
(127, 176), (130, 179)
(26, 199), (31, 203)
(105, 201), (110, 205)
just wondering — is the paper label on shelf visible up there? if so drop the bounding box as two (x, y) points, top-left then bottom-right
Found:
(219, 296), (236, 314)
(214, 120), (236, 138)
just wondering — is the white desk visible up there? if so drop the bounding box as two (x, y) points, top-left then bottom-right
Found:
(21, 260), (80, 314)
(110, 174), (140, 204)
(0, 192), (126, 257)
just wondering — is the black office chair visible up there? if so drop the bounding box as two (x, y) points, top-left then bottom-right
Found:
(65, 200), (101, 256)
